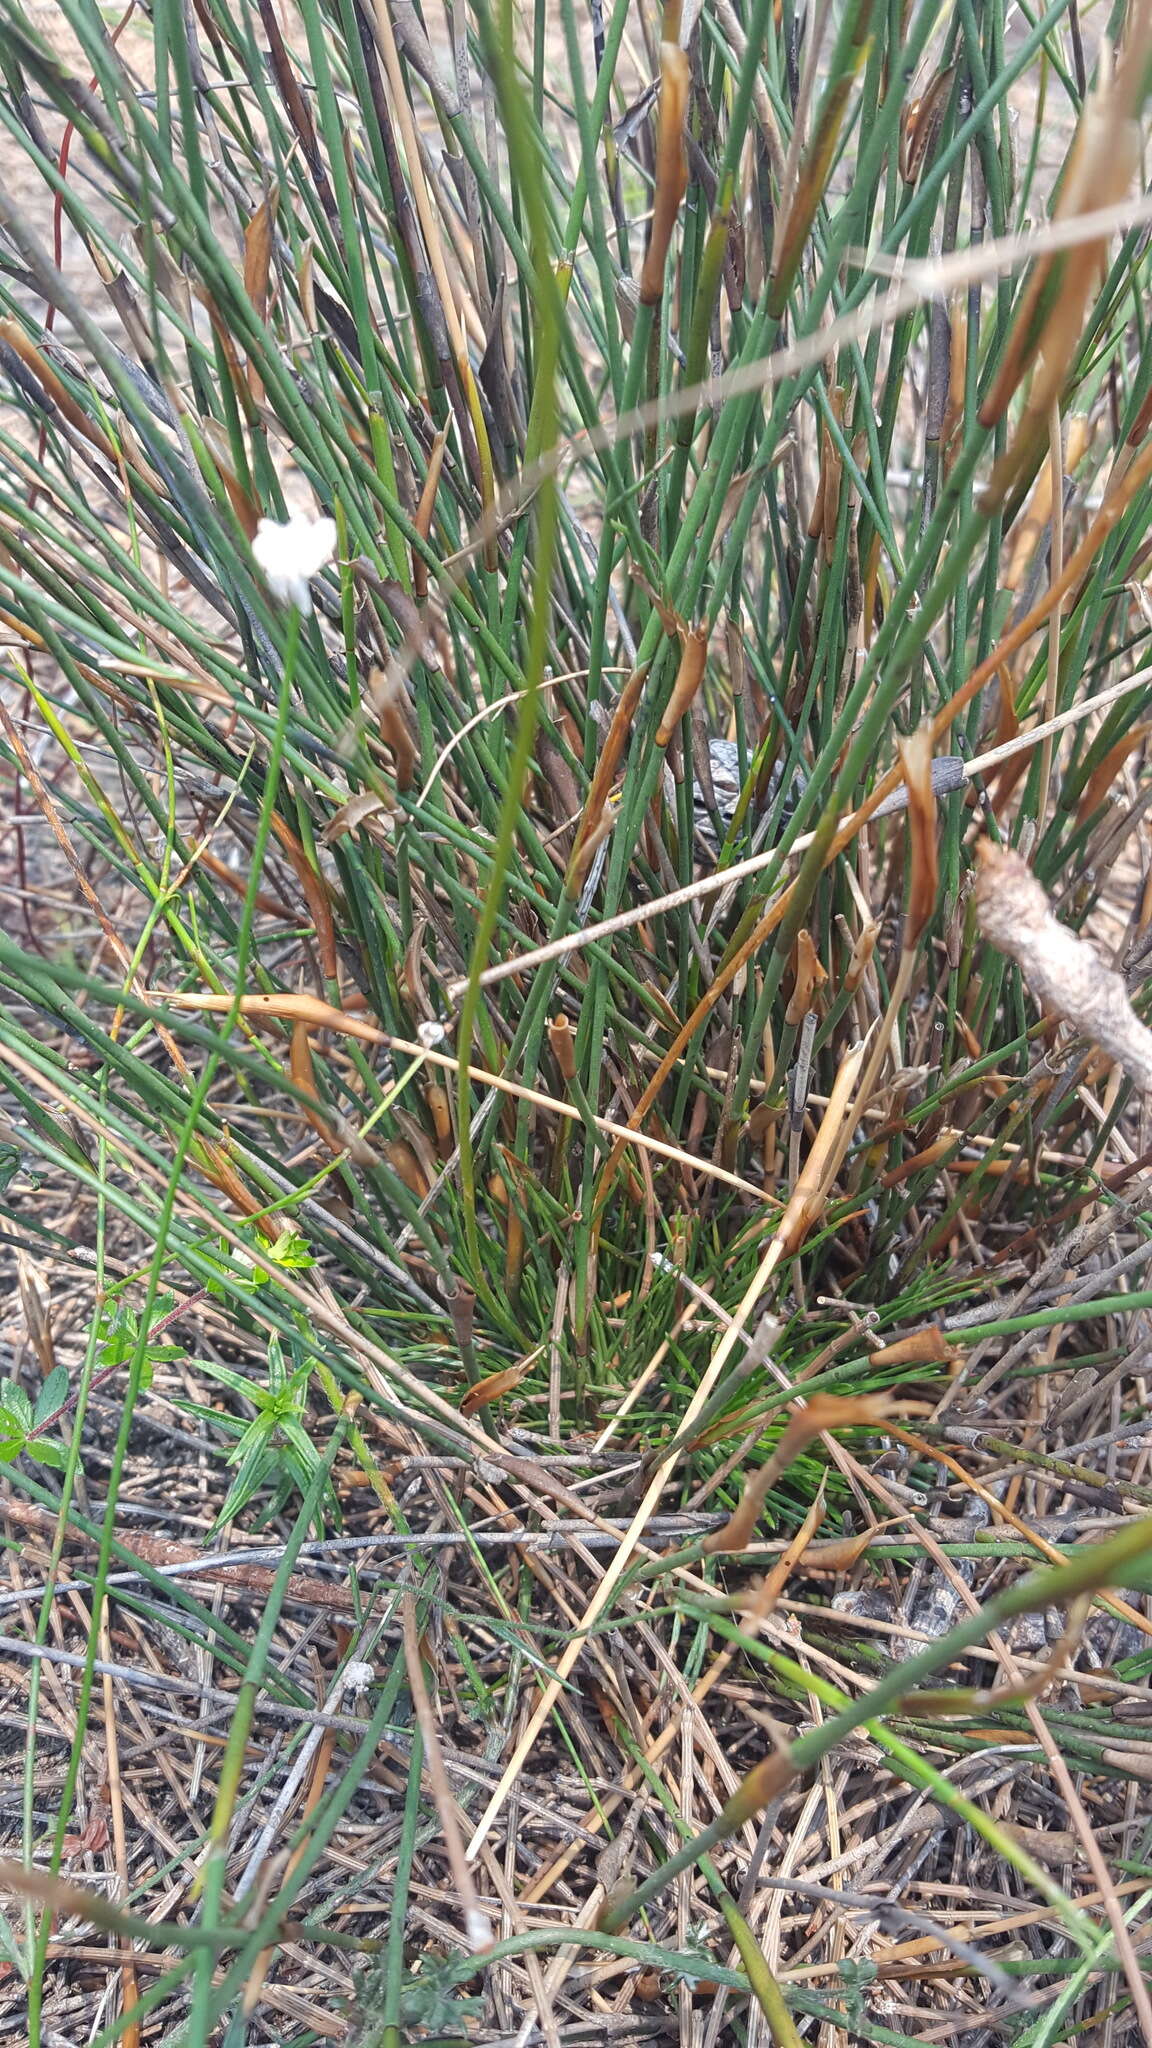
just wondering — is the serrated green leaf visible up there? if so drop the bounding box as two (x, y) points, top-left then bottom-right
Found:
(0, 1384), (34, 1431)
(0, 1409), (28, 1459)
(33, 1365), (69, 1426)
(29, 1438), (66, 1470)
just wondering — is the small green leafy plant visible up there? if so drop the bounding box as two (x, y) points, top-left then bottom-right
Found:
(0, 1366), (69, 1471)
(173, 1331), (334, 1535)
(200, 1228), (317, 1296)
(94, 1286), (187, 1386)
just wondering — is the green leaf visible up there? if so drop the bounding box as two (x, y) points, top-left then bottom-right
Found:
(95, 1301), (138, 1370)
(279, 1419), (321, 1472)
(0, 1382), (34, 1431)
(0, 1408), (28, 1461)
(169, 1399), (246, 1440)
(29, 1438), (67, 1470)
(213, 1439), (277, 1532)
(225, 1413), (276, 1468)
(33, 1365), (69, 1427)
(263, 1229), (314, 1273)
(195, 1358), (264, 1402)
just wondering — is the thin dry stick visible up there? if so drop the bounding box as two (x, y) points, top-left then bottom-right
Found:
(518, 1510), (827, 1913)
(448, 193), (1152, 569)
(451, 659), (1152, 1000)
(464, 1048), (870, 1865)
(478, 1843), (562, 2048)
(462, 1214), (823, 1865)
(155, 992), (778, 1209)
(402, 1593), (492, 1950)
(855, 1459), (1152, 2038)
(1037, 403), (1065, 829)
(882, 1424), (1152, 1639)
(974, 839), (1152, 1093)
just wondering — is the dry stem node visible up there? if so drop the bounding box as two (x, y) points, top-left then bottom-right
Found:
(973, 837), (1152, 1093)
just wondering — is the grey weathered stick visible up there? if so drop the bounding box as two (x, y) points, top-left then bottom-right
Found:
(974, 838), (1152, 1093)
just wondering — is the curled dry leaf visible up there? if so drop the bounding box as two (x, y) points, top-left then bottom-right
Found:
(800, 1523), (900, 1572)
(461, 1358), (534, 1415)
(974, 837), (1152, 1094)
(290, 1020), (379, 1168)
(1000, 1824), (1085, 1867)
(320, 790), (394, 845)
(566, 663), (647, 895)
(900, 65), (956, 185)
(868, 1326), (958, 1369)
(1075, 721), (1152, 826)
(639, 44), (691, 306)
(897, 726), (939, 947)
(843, 917), (879, 993)
(704, 1392), (896, 1554)
(785, 927), (828, 1024)
(654, 624), (709, 747)
(764, 1034), (868, 1274)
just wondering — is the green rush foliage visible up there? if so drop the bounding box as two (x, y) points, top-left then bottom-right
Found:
(3, 0), (1152, 2037)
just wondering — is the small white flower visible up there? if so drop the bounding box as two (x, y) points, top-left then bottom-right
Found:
(417, 1018), (446, 1049)
(343, 1661), (375, 1694)
(252, 512), (337, 615)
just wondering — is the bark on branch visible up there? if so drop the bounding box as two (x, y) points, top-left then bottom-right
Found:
(974, 837), (1152, 1094)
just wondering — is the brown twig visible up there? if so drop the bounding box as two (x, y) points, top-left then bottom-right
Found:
(974, 838), (1152, 1093)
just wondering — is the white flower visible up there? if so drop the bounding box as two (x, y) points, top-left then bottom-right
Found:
(252, 512), (337, 615)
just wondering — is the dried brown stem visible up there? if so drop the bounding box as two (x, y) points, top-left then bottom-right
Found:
(974, 838), (1152, 1093)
